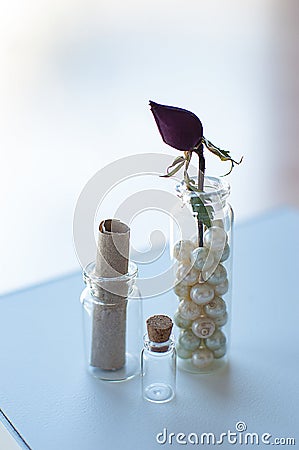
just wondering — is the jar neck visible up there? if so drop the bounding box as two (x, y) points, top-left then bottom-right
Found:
(83, 261), (137, 298)
(176, 175), (230, 210)
(143, 334), (175, 354)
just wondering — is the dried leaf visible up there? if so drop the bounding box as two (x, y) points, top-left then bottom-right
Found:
(202, 137), (243, 176)
(160, 161), (185, 178)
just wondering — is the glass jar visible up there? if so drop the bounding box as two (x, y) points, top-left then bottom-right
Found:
(80, 261), (142, 382)
(171, 176), (233, 373)
(141, 334), (176, 403)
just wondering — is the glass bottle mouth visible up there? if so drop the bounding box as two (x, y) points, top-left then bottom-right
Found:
(83, 261), (138, 283)
(83, 261), (138, 299)
(176, 176), (230, 208)
(143, 333), (175, 353)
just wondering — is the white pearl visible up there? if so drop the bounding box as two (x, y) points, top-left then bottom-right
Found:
(220, 243), (230, 262)
(190, 283), (214, 305)
(211, 244), (230, 269)
(211, 219), (224, 229)
(204, 297), (226, 318)
(192, 317), (216, 338)
(173, 240), (195, 261)
(192, 348), (214, 368)
(213, 313), (228, 327)
(205, 329), (226, 351)
(176, 343), (192, 359)
(204, 264), (227, 285)
(173, 311), (192, 329)
(191, 247), (214, 271)
(179, 330), (200, 351)
(204, 226), (227, 251)
(214, 279), (229, 296)
(174, 281), (190, 298)
(213, 344), (227, 359)
(178, 299), (201, 321)
(176, 263), (199, 286)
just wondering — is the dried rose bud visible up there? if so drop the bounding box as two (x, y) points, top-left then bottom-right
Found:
(149, 100), (203, 151)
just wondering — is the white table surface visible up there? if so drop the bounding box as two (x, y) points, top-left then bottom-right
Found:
(0, 208), (298, 449)
(0, 419), (22, 450)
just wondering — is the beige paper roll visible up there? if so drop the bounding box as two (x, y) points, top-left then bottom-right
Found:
(95, 219), (130, 278)
(91, 219), (130, 370)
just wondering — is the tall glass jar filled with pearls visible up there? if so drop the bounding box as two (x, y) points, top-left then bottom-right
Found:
(171, 176), (233, 373)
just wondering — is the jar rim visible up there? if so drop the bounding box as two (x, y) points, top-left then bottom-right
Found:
(83, 260), (138, 283)
(176, 175), (230, 200)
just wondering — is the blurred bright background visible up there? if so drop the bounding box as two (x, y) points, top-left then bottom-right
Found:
(0, 0), (298, 294)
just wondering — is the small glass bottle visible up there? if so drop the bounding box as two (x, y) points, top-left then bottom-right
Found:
(141, 315), (176, 403)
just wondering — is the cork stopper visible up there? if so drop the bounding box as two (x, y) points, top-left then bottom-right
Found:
(146, 315), (173, 343)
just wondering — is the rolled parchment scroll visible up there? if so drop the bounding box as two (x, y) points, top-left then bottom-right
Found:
(91, 219), (130, 370)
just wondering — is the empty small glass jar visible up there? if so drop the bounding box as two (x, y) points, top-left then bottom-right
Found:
(80, 261), (142, 382)
(141, 334), (176, 403)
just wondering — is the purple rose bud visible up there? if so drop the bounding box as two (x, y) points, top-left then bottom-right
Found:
(149, 100), (203, 151)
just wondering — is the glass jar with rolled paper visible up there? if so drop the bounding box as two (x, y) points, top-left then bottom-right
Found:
(80, 219), (142, 382)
